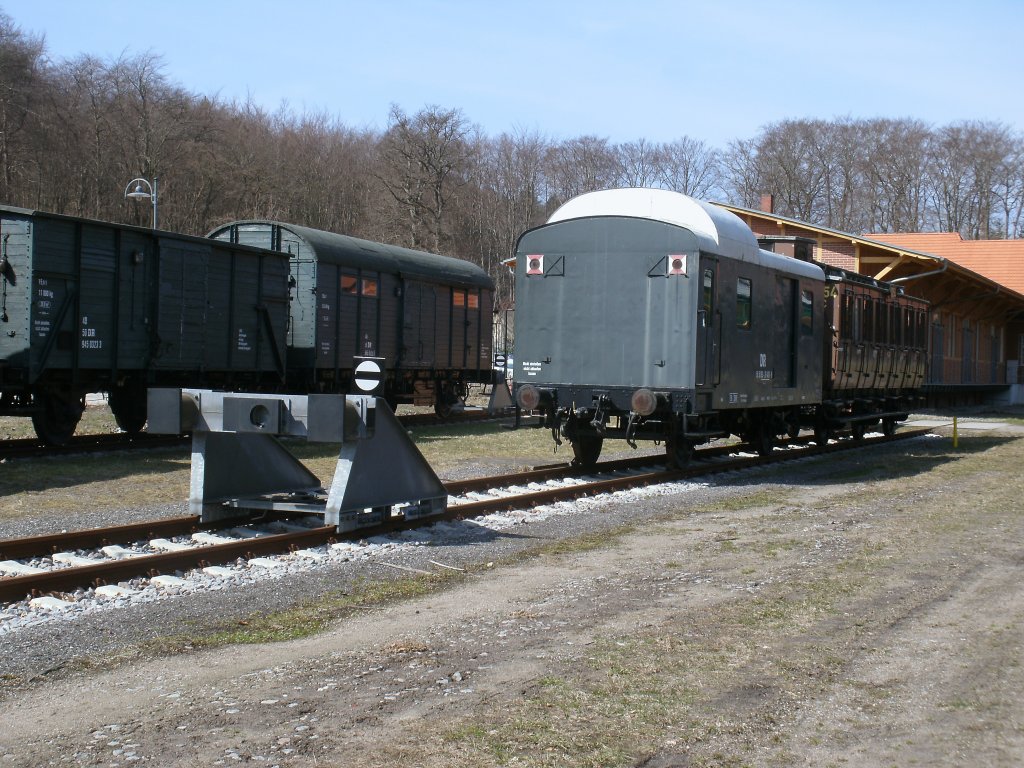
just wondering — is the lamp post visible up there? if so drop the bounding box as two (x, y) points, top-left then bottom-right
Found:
(124, 176), (158, 229)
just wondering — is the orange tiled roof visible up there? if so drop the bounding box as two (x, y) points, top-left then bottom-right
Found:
(867, 232), (1024, 295)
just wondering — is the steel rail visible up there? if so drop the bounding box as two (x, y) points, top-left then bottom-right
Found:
(0, 427), (930, 603)
(0, 526), (336, 603)
(0, 515), (264, 560)
(330, 428), (933, 539)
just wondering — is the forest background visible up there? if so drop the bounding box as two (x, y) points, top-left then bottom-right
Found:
(2, 13), (1023, 309)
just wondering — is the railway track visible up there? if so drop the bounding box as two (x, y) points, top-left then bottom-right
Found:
(0, 427), (931, 608)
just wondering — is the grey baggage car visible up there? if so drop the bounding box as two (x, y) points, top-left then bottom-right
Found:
(512, 188), (827, 466)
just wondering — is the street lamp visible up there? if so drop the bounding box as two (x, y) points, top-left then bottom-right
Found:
(124, 176), (158, 229)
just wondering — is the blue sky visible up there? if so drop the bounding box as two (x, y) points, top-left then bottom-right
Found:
(4, 0), (1023, 147)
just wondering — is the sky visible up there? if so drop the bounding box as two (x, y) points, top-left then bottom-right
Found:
(4, 0), (1023, 148)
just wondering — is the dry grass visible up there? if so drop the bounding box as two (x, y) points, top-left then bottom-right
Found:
(387, 432), (1024, 767)
(0, 404), (558, 525)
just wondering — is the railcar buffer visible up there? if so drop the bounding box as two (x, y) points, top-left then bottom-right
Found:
(147, 388), (447, 532)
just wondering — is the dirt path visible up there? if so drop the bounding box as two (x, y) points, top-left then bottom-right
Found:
(1, 429), (1022, 767)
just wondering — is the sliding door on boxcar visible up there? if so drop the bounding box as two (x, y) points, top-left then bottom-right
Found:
(401, 280), (437, 368)
(315, 267), (382, 374)
(153, 239), (209, 369)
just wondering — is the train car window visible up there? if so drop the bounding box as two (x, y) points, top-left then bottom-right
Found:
(841, 293), (853, 341)
(851, 294), (862, 342)
(453, 290), (466, 307)
(736, 278), (752, 329)
(361, 278), (378, 298)
(341, 275), (358, 295)
(863, 297), (874, 343)
(800, 290), (813, 335)
(875, 300), (886, 343)
(467, 291), (479, 309)
(702, 270), (714, 315)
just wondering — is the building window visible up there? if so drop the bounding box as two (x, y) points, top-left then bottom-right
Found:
(736, 278), (752, 329)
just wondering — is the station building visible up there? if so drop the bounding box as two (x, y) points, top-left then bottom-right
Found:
(717, 197), (1024, 405)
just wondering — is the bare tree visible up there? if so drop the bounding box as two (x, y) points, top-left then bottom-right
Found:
(992, 136), (1024, 239)
(376, 104), (473, 252)
(659, 136), (722, 199)
(0, 13), (46, 203)
(927, 120), (1014, 238)
(544, 135), (618, 208)
(858, 118), (931, 232)
(614, 138), (662, 188)
(722, 136), (766, 210)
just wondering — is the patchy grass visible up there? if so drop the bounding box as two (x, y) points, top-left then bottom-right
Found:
(0, 411), (557, 525)
(374, 432), (1024, 767)
(182, 572), (460, 648)
(0, 403), (121, 440)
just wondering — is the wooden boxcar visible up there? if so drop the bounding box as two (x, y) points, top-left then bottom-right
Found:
(207, 221), (494, 414)
(0, 206), (289, 443)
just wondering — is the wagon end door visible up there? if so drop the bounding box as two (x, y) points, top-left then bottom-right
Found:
(695, 255), (719, 388)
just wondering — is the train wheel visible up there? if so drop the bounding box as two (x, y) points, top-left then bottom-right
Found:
(434, 381), (463, 418)
(882, 418), (897, 438)
(851, 422), (866, 441)
(109, 384), (148, 435)
(749, 418), (775, 456)
(667, 437), (693, 468)
(570, 435), (603, 468)
(814, 424), (830, 446)
(31, 391), (84, 446)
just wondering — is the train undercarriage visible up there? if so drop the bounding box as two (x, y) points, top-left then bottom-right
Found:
(524, 387), (921, 469)
(1, 368), (479, 445)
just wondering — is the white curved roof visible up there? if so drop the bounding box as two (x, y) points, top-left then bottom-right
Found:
(547, 187), (760, 257)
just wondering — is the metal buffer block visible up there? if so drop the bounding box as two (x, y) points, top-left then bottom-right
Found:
(147, 389), (448, 532)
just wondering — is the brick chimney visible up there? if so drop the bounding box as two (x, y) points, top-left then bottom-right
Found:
(759, 194), (774, 214)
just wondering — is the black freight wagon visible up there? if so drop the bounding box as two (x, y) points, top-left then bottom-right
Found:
(207, 221), (494, 414)
(0, 206), (289, 443)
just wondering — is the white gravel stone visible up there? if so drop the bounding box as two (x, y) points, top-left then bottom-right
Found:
(95, 585), (136, 599)
(100, 545), (143, 560)
(29, 596), (74, 610)
(151, 575), (187, 588)
(248, 558), (284, 570)
(149, 538), (191, 552)
(292, 549), (327, 560)
(0, 560), (45, 575)
(202, 566), (236, 578)
(192, 532), (234, 545)
(53, 552), (102, 567)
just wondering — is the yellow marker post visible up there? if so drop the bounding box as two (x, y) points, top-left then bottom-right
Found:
(953, 416), (959, 449)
